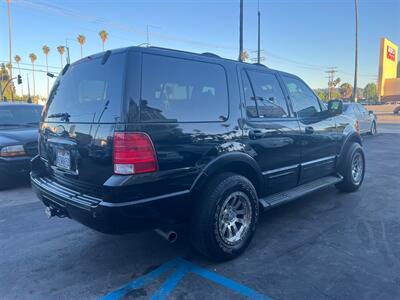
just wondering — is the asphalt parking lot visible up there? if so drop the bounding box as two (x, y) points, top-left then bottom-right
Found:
(1, 126), (400, 300)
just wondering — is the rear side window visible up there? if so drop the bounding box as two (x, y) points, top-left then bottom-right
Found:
(243, 71), (289, 118)
(283, 76), (321, 118)
(141, 54), (228, 122)
(44, 53), (125, 123)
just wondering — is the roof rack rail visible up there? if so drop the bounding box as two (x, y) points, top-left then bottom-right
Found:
(252, 63), (268, 68)
(201, 52), (221, 58)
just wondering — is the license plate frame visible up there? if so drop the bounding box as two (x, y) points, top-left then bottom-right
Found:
(55, 149), (71, 171)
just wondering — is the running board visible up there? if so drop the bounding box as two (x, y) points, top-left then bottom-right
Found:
(259, 175), (343, 210)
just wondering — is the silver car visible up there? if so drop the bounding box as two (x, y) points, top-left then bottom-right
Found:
(343, 103), (377, 135)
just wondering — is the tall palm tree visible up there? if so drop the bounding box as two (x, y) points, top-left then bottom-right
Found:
(29, 53), (37, 95)
(57, 46), (65, 68)
(42, 45), (50, 97)
(77, 34), (86, 58)
(99, 30), (109, 51)
(14, 55), (23, 95)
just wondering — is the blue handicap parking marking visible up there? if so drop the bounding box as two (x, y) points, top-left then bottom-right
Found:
(101, 257), (271, 300)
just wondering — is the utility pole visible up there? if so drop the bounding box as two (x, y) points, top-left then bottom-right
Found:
(257, 0), (261, 64)
(352, 0), (359, 103)
(7, 0), (14, 99)
(27, 74), (31, 102)
(239, 0), (244, 61)
(325, 67), (338, 100)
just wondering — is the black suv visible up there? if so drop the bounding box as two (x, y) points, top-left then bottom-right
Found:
(31, 47), (365, 260)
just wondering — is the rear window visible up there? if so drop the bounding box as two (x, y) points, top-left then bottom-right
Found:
(140, 54), (229, 122)
(44, 53), (125, 123)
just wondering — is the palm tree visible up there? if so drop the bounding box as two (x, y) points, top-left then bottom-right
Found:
(42, 45), (50, 97)
(99, 30), (109, 51)
(14, 55), (23, 95)
(239, 51), (249, 62)
(77, 34), (86, 58)
(57, 46), (65, 69)
(29, 53), (37, 95)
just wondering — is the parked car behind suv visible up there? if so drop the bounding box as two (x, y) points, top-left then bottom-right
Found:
(31, 47), (365, 260)
(343, 103), (377, 135)
(0, 102), (42, 189)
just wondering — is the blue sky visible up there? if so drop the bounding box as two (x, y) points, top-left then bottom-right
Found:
(1, 0), (399, 97)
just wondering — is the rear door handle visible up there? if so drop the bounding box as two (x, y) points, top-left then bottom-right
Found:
(305, 126), (314, 134)
(249, 129), (263, 139)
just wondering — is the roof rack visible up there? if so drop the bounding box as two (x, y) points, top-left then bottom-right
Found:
(252, 62), (268, 68)
(201, 52), (221, 58)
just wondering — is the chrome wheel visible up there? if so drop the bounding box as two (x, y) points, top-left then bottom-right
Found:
(218, 191), (252, 245)
(371, 122), (377, 135)
(351, 152), (363, 184)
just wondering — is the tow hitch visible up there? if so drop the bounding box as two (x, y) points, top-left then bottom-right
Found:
(45, 206), (66, 218)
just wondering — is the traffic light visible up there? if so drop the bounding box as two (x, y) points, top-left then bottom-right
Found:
(17, 75), (22, 85)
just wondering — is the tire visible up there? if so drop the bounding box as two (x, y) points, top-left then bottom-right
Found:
(336, 143), (365, 193)
(369, 121), (377, 135)
(191, 172), (259, 261)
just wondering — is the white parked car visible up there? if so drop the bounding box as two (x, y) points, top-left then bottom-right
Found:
(343, 103), (377, 135)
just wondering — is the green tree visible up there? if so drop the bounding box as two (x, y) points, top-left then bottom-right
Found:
(42, 45), (50, 97)
(57, 46), (65, 68)
(316, 90), (327, 101)
(77, 34), (86, 58)
(339, 83), (353, 99)
(29, 53), (37, 96)
(0, 63), (15, 101)
(363, 83), (377, 101)
(99, 30), (109, 51)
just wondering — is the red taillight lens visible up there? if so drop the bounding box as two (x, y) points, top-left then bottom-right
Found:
(113, 132), (158, 175)
(355, 120), (360, 133)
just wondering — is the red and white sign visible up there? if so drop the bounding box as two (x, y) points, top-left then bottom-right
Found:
(387, 45), (396, 61)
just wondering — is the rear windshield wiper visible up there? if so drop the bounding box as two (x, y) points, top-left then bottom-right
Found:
(47, 112), (71, 122)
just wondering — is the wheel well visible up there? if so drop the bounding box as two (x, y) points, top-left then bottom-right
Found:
(194, 162), (262, 197)
(338, 134), (362, 170)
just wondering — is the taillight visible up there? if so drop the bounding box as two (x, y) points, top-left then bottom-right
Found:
(113, 132), (158, 175)
(355, 120), (360, 133)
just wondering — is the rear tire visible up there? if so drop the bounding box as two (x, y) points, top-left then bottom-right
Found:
(369, 121), (377, 135)
(191, 173), (259, 261)
(336, 143), (365, 193)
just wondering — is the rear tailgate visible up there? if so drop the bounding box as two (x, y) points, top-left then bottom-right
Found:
(39, 51), (127, 197)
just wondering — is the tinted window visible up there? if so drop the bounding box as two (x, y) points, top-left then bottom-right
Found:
(44, 53), (125, 123)
(283, 76), (321, 117)
(141, 54), (228, 122)
(0, 105), (42, 126)
(244, 71), (288, 118)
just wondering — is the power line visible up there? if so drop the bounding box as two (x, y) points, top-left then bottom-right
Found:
(0, 60), (60, 70)
(10, 0), (378, 81)
(325, 67), (338, 100)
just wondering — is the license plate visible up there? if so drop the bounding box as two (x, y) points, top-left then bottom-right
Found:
(55, 149), (71, 170)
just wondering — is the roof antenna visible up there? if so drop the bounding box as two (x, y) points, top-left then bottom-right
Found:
(238, 0), (244, 61)
(257, 0), (261, 64)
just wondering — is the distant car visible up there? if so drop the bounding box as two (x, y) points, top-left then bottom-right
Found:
(343, 103), (377, 135)
(0, 103), (43, 189)
(394, 106), (400, 115)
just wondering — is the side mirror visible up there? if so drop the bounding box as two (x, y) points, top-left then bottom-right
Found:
(327, 99), (343, 115)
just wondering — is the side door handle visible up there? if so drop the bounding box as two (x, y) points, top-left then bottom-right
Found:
(305, 126), (314, 134)
(249, 129), (263, 139)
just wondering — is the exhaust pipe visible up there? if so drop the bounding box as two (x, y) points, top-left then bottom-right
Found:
(155, 228), (178, 243)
